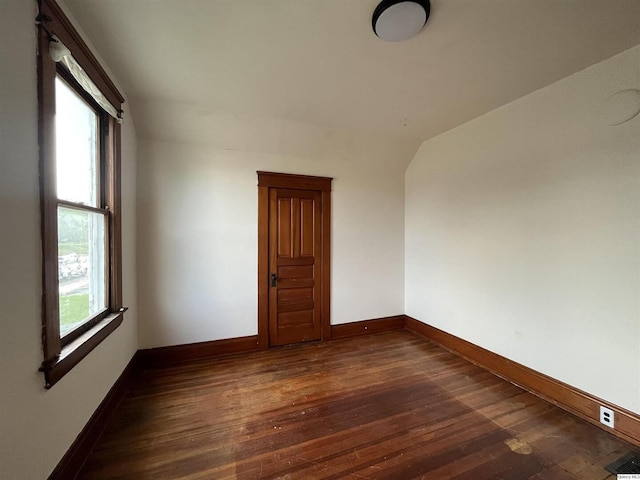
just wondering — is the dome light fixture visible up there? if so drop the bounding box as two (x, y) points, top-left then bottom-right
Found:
(372, 0), (431, 42)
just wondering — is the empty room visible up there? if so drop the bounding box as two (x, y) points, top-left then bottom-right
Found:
(1, 0), (639, 478)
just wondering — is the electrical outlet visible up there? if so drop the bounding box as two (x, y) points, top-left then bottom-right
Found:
(599, 406), (615, 428)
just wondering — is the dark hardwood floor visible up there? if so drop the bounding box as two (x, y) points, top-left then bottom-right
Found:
(79, 331), (633, 479)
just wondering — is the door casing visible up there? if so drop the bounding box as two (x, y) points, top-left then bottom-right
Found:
(257, 171), (332, 349)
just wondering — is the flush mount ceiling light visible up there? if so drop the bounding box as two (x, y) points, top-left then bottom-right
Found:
(372, 0), (431, 42)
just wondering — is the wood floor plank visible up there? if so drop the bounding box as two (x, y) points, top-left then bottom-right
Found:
(79, 331), (635, 479)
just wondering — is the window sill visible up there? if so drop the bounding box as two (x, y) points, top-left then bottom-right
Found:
(41, 309), (127, 388)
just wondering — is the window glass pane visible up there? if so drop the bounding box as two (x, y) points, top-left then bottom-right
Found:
(55, 77), (99, 207)
(58, 206), (107, 336)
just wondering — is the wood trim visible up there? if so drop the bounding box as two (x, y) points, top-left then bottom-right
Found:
(37, 0), (126, 387)
(331, 315), (405, 340)
(320, 188), (331, 341)
(108, 119), (123, 310)
(136, 336), (259, 370)
(42, 312), (125, 388)
(38, 20), (61, 364)
(38, 0), (125, 108)
(257, 186), (270, 350)
(404, 316), (640, 447)
(257, 171), (332, 192)
(48, 353), (137, 480)
(257, 172), (332, 347)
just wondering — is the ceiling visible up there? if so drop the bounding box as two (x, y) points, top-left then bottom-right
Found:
(64, 0), (640, 144)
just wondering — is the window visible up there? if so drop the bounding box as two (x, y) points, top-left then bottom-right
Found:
(56, 76), (108, 337)
(37, 0), (126, 387)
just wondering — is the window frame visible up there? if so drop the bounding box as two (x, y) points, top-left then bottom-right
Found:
(37, 0), (126, 388)
(55, 71), (110, 346)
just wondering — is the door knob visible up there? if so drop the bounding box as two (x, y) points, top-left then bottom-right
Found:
(271, 273), (277, 287)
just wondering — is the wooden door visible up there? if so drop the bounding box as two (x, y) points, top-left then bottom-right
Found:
(257, 172), (332, 348)
(269, 189), (321, 345)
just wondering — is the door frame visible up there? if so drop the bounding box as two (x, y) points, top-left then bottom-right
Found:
(257, 171), (332, 349)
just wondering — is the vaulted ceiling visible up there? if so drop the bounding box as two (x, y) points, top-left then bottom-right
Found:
(64, 0), (640, 144)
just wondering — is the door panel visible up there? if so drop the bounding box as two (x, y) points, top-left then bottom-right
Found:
(278, 287), (314, 302)
(278, 310), (314, 327)
(300, 199), (314, 256)
(277, 197), (292, 257)
(269, 188), (322, 346)
(278, 264), (314, 281)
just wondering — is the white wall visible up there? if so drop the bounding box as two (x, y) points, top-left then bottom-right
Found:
(405, 46), (640, 413)
(136, 105), (416, 348)
(0, 1), (138, 478)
